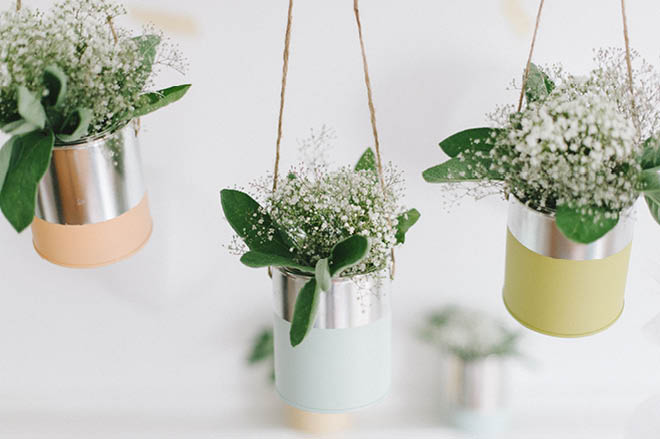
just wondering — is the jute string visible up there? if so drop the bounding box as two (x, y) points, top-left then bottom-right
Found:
(270, 0), (396, 278)
(16, 0), (20, 11)
(518, 0), (636, 123)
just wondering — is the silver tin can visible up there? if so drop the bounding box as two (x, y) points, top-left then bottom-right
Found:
(507, 196), (634, 260)
(35, 122), (146, 225)
(271, 267), (392, 413)
(272, 268), (391, 329)
(445, 355), (508, 412)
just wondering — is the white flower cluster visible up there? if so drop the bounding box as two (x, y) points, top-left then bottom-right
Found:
(422, 306), (520, 362)
(264, 164), (405, 276)
(490, 81), (640, 212)
(0, 0), (185, 136)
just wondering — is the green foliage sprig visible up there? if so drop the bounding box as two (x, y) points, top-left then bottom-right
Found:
(424, 52), (660, 244)
(420, 305), (522, 363)
(221, 148), (419, 347)
(247, 327), (275, 383)
(0, 1), (190, 232)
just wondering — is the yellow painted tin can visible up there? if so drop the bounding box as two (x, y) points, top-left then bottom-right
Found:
(502, 198), (634, 337)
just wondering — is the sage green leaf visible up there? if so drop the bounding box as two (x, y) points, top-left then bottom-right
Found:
(395, 208), (420, 244)
(640, 137), (660, 169)
(543, 70), (555, 94)
(355, 147), (376, 171)
(221, 189), (295, 258)
(0, 131), (54, 232)
(43, 65), (67, 108)
(128, 84), (191, 120)
(328, 235), (370, 277)
(133, 34), (160, 74)
(1, 119), (39, 136)
(57, 108), (93, 142)
(438, 128), (501, 158)
(17, 86), (46, 130)
(645, 195), (660, 225)
(247, 328), (274, 364)
(290, 278), (320, 347)
(525, 63), (549, 104)
(423, 153), (501, 183)
(640, 166), (660, 194)
(555, 204), (619, 244)
(239, 251), (313, 273)
(315, 258), (331, 292)
(0, 136), (17, 189)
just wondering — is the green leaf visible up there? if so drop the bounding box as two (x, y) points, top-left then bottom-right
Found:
(640, 166), (660, 194)
(315, 258), (331, 292)
(0, 136), (17, 190)
(355, 147), (376, 171)
(423, 152), (501, 183)
(525, 63), (549, 104)
(1, 119), (39, 136)
(220, 189), (295, 258)
(0, 131), (55, 232)
(128, 84), (191, 121)
(239, 251), (313, 273)
(640, 136), (660, 169)
(555, 204), (619, 244)
(645, 195), (660, 225)
(438, 128), (501, 158)
(395, 208), (420, 244)
(247, 328), (274, 364)
(42, 65), (67, 108)
(17, 86), (46, 130)
(56, 108), (93, 142)
(133, 34), (161, 75)
(290, 279), (320, 347)
(542, 70), (555, 94)
(328, 235), (370, 277)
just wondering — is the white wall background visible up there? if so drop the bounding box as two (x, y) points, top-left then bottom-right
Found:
(1, 1), (660, 437)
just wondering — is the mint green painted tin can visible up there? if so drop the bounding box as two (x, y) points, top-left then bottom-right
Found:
(272, 268), (391, 414)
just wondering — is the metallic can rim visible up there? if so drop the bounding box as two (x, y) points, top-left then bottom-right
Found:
(507, 196), (634, 260)
(272, 267), (391, 329)
(53, 120), (133, 149)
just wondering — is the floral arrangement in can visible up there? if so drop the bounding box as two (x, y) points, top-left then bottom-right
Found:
(0, 0), (190, 232)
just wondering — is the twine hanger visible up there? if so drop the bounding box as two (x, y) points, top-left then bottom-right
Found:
(270, 0), (396, 279)
(518, 0), (638, 134)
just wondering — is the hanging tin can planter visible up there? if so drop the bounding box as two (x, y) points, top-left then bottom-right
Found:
(503, 197), (634, 337)
(272, 268), (391, 413)
(31, 122), (152, 268)
(445, 355), (510, 434)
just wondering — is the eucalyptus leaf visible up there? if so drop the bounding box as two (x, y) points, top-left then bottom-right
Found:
(133, 34), (160, 76)
(640, 136), (660, 169)
(355, 147), (376, 171)
(438, 128), (500, 158)
(57, 108), (93, 142)
(0, 136), (17, 190)
(645, 194), (660, 225)
(128, 84), (191, 120)
(1, 119), (39, 136)
(640, 165), (660, 193)
(395, 208), (420, 244)
(239, 250), (313, 273)
(247, 328), (274, 364)
(43, 65), (67, 108)
(289, 278), (320, 347)
(524, 63), (549, 104)
(555, 204), (619, 244)
(328, 235), (370, 277)
(423, 153), (500, 183)
(17, 86), (46, 130)
(315, 258), (331, 292)
(220, 189), (296, 258)
(0, 131), (55, 232)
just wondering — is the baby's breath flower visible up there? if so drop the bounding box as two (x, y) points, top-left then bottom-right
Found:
(0, 0), (186, 136)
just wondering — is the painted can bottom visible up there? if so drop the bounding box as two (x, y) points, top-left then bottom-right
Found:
(31, 195), (152, 268)
(502, 229), (630, 337)
(284, 404), (351, 433)
(273, 313), (391, 414)
(452, 409), (510, 437)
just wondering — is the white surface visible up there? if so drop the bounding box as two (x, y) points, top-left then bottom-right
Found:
(2, 0), (660, 437)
